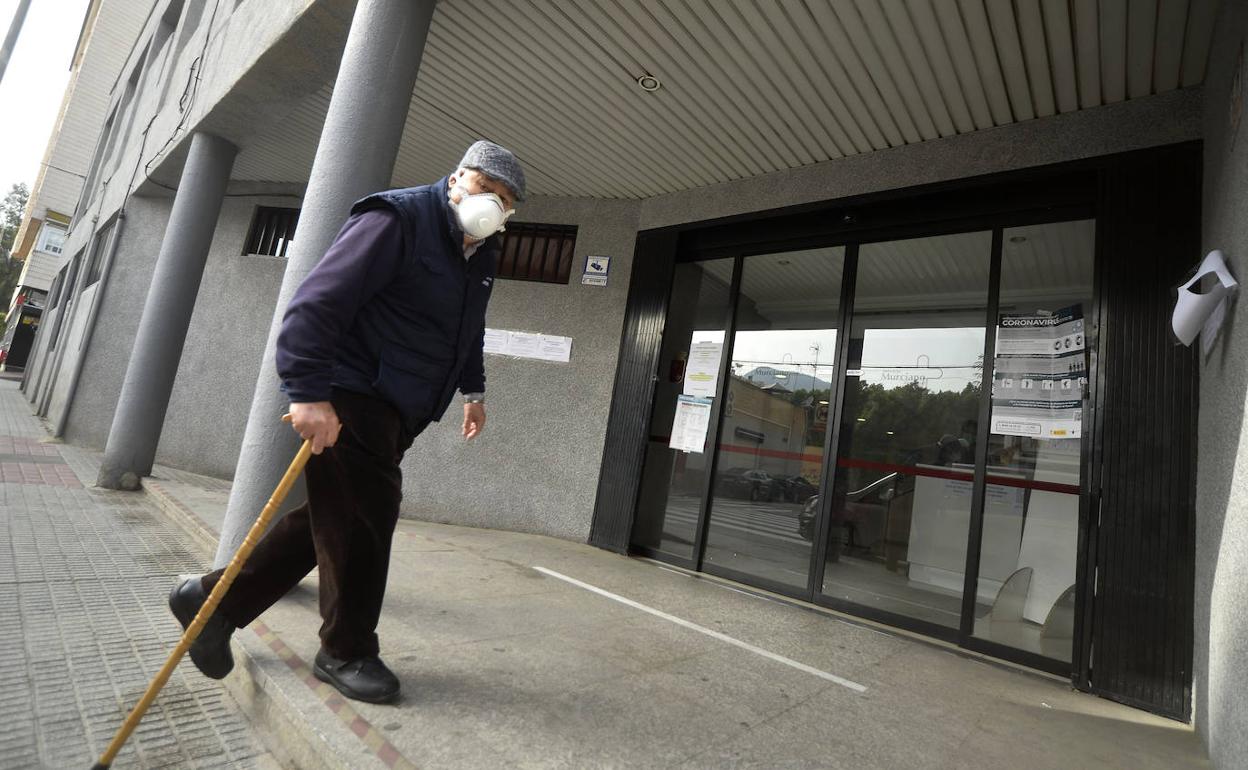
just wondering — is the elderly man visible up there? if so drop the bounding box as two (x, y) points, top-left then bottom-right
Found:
(167, 140), (524, 704)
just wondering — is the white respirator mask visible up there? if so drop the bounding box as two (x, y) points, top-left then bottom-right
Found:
(450, 182), (513, 240)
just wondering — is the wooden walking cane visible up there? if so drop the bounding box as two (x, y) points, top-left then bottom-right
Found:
(92, 415), (313, 770)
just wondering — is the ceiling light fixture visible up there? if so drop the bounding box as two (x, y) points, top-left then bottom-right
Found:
(1010, 236), (1027, 244)
(777, 259), (792, 265)
(637, 73), (662, 92)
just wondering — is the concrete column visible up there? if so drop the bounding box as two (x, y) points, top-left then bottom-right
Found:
(213, 0), (436, 566)
(97, 132), (237, 489)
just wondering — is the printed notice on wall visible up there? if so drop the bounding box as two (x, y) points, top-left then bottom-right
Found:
(535, 334), (573, 363)
(670, 395), (713, 453)
(682, 341), (723, 398)
(505, 332), (542, 359)
(484, 328), (573, 363)
(991, 305), (1087, 439)
(483, 328), (511, 354)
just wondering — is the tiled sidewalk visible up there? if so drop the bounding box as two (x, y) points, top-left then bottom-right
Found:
(0, 381), (277, 769)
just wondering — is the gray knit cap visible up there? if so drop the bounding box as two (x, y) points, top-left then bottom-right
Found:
(458, 140), (526, 202)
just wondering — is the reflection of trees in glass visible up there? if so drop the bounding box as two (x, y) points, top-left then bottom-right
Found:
(842, 379), (982, 490)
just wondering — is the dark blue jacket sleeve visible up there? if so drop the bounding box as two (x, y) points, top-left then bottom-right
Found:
(459, 326), (486, 394)
(276, 209), (404, 403)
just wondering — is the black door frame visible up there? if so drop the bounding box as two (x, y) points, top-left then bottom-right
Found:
(593, 143), (1199, 717)
(629, 201), (1094, 669)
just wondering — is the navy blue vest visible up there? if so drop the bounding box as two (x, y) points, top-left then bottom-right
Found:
(331, 177), (499, 430)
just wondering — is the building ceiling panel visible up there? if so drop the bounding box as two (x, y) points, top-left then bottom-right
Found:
(232, 0), (1219, 198)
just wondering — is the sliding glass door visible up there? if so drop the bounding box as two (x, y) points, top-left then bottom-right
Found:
(632, 259), (733, 564)
(701, 247), (844, 590)
(968, 220), (1094, 664)
(818, 232), (992, 629)
(631, 216), (1095, 672)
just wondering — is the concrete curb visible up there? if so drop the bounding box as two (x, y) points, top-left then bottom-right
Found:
(143, 479), (390, 770)
(144, 478), (220, 556)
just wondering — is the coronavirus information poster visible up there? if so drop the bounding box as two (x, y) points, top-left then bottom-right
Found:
(991, 305), (1087, 439)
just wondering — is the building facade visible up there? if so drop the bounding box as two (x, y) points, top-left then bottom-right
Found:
(1, 0), (150, 371)
(17, 1), (1248, 766)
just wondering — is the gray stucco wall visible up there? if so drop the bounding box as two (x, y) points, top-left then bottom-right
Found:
(398, 197), (641, 541)
(23, 302), (59, 405)
(1195, 3), (1248, 766)
(44, 280), (99, 423)
(157, 196), (295, 478)
(49, 182), (640, 544)
(58, 192), (294, 477)
(62, 196), (171, 449)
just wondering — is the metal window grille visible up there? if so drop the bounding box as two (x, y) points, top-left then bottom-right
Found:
(244, 206), (300, 258)
(497, 223), (578, 284)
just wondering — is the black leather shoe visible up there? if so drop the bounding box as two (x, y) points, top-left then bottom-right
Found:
(313, 650), (400, 704)
(168, 577), (235, 679)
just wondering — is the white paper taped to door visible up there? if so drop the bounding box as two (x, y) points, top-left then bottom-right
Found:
(1173, 250), (1238, 347)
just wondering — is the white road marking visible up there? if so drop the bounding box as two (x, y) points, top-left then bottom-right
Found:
(656, 565), (691, 577)
(533, 566), (868, 694)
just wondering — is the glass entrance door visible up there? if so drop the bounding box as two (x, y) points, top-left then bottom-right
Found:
(630, 217), (1095, 673)
(818, 232), (992, 630)
(632, 259), (734, 564)
(969, 220), (1094, 664)
(701, 247), (845, 591)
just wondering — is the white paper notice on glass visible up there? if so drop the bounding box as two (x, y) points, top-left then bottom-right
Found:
(506, 332), (542, 359)
(483, 328), (510, 355)
(669, 396), (713, 453)
(682, 341), (723, 398)
(536, 334), (573, 363)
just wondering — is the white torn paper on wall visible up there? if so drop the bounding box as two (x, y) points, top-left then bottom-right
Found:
(1173, 250), (1238, 349)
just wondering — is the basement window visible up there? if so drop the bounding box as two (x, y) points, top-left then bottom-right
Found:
(497, 223), (578, 284)
(243, 206), (299, 258)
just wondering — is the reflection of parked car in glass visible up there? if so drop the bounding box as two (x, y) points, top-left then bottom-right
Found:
(797, 472), (900, 542)
(716, 467), (781, 502)
(776, 475), (818, 503)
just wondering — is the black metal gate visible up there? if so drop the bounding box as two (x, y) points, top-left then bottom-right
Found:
(1081, 144), (1200, 720)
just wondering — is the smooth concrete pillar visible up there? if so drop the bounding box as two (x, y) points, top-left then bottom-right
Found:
(97, 132), (237, 490)
(213, 0), (436, 566)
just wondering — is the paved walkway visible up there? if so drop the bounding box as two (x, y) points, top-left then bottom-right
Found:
(0, 381), (276, 769)
(1, 379), (1212, 769)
